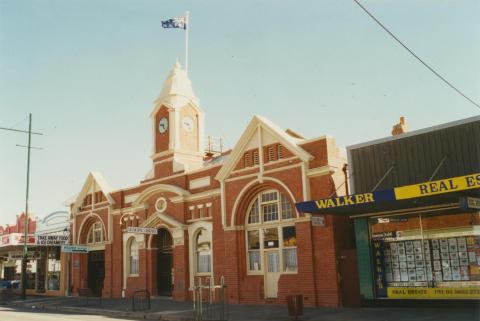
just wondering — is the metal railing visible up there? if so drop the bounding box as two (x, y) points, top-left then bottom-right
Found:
(132, 289), (151, 312)
(193, 276), (228, 321)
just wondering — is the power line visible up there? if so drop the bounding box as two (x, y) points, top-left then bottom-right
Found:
(353, 0), (480, 110)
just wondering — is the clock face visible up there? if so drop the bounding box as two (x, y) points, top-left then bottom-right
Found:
(159, 117), (168, 134)
(182, 116), (194, 133)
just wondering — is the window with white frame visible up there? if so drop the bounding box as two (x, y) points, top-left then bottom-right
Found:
(196, 229), (212, 274)
(245, 190), (297, 273)
(87, 221), (104, 244)
(128, 238), (139, 275)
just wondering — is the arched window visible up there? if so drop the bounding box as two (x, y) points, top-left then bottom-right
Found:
(87, 221), (104, 244)
(246, 189), (297, 273)
(195, 229), (211, 274)
(128, 238), (139, 275)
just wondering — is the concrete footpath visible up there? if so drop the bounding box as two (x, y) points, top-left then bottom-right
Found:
(0, 295), (478, 321)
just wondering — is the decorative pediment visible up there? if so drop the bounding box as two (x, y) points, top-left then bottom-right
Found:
(140, 212), (185, 230)
(72, 172), (115, 210)
(216, 115), (313, 181)
(132, 184), (191, 207)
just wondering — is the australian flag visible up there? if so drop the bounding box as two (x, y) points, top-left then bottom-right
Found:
(161, 17), (187, 30)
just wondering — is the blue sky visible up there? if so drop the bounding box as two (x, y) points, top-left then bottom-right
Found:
(0, 0), (479, 224)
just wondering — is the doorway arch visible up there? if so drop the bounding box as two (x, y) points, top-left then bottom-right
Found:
(156, 228), (173, 296)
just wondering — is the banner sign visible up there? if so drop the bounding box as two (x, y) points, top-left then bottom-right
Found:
(295, 173), (480, 214)
(62, 245), (88, 253)
(387, 287), (480, 299)
(8, 250), (42, 260)
(127, 227), (158, 235)
(0, 233), (36, 247)
(35, 233), (69, 246)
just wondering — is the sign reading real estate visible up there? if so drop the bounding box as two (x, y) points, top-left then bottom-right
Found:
(35, 233), (70, 246)
(61, 245), (88, 253)
(126, 226), (158, 235)
(295, 173), (480, 214)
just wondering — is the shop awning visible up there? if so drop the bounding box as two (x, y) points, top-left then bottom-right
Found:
(295, 173), (480, 217)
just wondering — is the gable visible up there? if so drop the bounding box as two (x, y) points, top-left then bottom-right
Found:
(72, 172), (115, 211)
(216, 115), (313, 181)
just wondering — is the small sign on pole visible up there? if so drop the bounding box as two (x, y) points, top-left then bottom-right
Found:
(127, 227), (158, 235)
(62, 245), (88, 253)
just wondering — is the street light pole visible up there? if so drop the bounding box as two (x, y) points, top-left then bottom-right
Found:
(21, 113), (32, 300)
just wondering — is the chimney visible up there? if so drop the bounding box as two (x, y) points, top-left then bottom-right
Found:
(391, 116), (408, 136)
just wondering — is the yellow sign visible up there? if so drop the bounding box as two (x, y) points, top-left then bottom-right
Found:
(387, 287), (480, 299)
(314, 193), (374, 209)
(394, 173), (480, 200)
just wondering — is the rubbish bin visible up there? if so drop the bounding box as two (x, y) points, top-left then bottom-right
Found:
(287, 295), (303, 320)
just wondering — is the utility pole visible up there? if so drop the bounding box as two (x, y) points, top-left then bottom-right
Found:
(0, 113), (43, 300)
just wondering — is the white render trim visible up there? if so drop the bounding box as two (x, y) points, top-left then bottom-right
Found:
(110, 204), (147, 216)
(306, 165), (337, 178)
(188, 205), (196, 210)
(223, 225), (244, 231)
(258, 125), (264, 176)
(196, 204), (204, 209)
(220, 180), (226, 227)
(170, 188), (221, 203)
(150, 149), (174, 160)
(205, 202), (212, 207)
(225, 163), (303, 183)
(124, 193), (140, 204)
(133, 184), (190, 207)
(153, 157), (174, 165)
(229, 176), (299, 227)
(189, 176), (211, 190)
(301, 162), (309, 201)
(76, 212), (108, 244)
(231, 165), (260, 175)
(188, 222), (213, 291)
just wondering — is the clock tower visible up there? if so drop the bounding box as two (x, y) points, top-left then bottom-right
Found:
(150, 61), (205, 177)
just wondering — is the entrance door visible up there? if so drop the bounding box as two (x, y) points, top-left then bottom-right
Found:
(339, 249), (361, 307)
(87, 250), (105, 296)
(264, 250), (280, 298)
(157, 229), (173, 296)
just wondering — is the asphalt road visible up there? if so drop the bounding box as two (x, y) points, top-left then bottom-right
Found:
(0, 306), (134, 321)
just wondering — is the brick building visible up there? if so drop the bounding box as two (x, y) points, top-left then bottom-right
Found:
(68, 61), (354, 306)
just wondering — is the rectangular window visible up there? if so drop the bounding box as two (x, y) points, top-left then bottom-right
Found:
(249, 251), (261, 271)
(263, 228), (279, 248)
(262, 203), (279, 222)
(282, 226), (297, 247)
(261, 191), (278, 203)
(130, 257), (139, 274)
(206, 206), (212, 217)
(248, 230), (260, 250)
(281, 194), (293, 219)
(47, 247), (61, 290)
(283, 248), (298, 272)
(197, 252), (211, 273)
(198, 207), (204, 218)
(248, 199), (260, 224)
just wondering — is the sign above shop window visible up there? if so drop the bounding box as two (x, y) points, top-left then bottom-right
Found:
(295, 173), (480, 214)
(35, 233), (70, 246)
(461, 196), (480, 210)
(9, 250), (42, 260)
(61, 245), (88, 253)
(126, 226), (158, 235)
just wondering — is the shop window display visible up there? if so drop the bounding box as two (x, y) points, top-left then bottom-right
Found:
(370, 212), (480, 299)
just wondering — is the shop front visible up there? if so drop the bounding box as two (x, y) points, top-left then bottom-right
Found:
(33, 211), (70, 296)
(296, 116), (480, 303)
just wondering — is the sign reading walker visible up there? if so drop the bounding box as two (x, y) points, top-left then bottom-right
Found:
(295, 173), (480, 214)
(35, 233), (70, 246)
(127, 226), (158, 235)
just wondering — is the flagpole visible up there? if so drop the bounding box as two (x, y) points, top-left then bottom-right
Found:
(185, 11), (190, 75)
